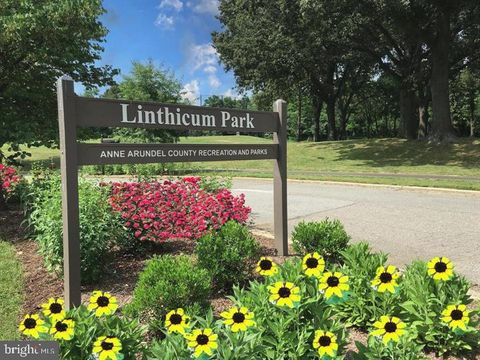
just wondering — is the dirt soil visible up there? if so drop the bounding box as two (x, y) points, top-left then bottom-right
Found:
(0, 206), (477, 359)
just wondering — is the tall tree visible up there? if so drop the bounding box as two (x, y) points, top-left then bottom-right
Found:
(103, 60), (184, 143)
(0, 0), (117, 163)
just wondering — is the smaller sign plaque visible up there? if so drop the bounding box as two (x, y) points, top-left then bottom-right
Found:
(77, 143), (278, 165)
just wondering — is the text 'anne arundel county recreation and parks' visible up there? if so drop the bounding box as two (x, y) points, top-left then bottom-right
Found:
(120, 103), (256, 129)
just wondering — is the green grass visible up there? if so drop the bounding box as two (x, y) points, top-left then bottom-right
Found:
(0, 241), (23, 340)
(3, 136), (480, 190)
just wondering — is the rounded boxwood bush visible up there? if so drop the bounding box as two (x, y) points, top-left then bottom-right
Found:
(195, 220), (260, 290)
(292, 218), (350, 262)
(126, 255), (211, 329)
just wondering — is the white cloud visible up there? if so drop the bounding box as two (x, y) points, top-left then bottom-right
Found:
(223, 88), (241, 100)
(154, 13), (175, 29)
(208, 75), (221, 89)
(159, 0), (183, 11)
(181, 80), (200, 104)
(189, 43), (218, 72)
(186, 0), (219, 16)
(203, 65), (217, 74)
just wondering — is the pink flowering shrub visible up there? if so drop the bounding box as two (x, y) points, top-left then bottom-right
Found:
(108, 177), (251, 242)
(0, 164), (20, 193)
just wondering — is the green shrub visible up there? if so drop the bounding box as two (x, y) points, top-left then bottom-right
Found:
(199, 176), (232, 192)
(26, 174), (126, 283)
(126, 255), (211, 330)
(291, 218), (350, 261)
(195, 221), (259, 290)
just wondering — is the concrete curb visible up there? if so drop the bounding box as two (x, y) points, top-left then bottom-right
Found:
(234, 176), (480, 196)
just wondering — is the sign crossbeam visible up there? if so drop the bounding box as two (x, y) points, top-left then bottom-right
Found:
(57, 77), (288, 309)
(77, 143), (278, 165)
(75, 96), (279, 133)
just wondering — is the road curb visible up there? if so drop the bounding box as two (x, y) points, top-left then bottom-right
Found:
(234, 176), (480, 195)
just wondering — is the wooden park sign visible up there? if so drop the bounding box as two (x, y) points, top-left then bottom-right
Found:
(57, 76), (288, 308)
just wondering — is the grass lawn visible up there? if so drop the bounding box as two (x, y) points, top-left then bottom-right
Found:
(0, 240), (23, 340)
(3, 136), (480, 190)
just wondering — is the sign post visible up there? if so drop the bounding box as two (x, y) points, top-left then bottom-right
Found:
(57, 77), (288, 308)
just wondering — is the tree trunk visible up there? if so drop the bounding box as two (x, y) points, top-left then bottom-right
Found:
(469, 91), (475, 137)
(429, 10), (455, 141)
(326, 95), (337, 140)
(399, 85), (418, 139)
(313, 99), (323, 142)
(297, 89), (302, 142)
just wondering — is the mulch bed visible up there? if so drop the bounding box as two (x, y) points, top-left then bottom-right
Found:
(0, 205), (476, 359)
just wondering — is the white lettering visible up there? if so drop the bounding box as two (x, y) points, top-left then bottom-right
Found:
(120, 103), (136, 123)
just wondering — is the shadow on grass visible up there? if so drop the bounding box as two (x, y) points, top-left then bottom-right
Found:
(304, 138), (480, 169)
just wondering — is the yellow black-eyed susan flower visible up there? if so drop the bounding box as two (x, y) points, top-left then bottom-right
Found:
(41, 297), (65, 321)
(318, 271), (349, 299)
(302, 252), (325, 277)
(88, 291), (118, 317)
(256, 257), (278, 276)
(371, 316), (407, 344)
(441, 304), (469, 331)
(165, 308), (190, 334)
(185, 328), (218, 358)
(220, 306), (255, 332)
(50, 319), (75, 341)
(371, 265), (400, 294)
(427, 257), (454, 281)
(312, 330), (338, 358)
(92, 336), (122, 360)
(268, 281), (301, 308)
(18, 314), (47, 339)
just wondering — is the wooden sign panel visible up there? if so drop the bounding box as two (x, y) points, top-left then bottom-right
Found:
(57, 76), (288, 309)
(77, 143), (278, 165)
(75, 96), (279, 133)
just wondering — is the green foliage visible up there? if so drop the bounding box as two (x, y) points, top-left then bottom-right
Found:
(0, 241), (23, 340)
(196, 221), (259, 289)
(199, 176), (233, 192)
(354, 335), (426, 360)
(0, 0), (117, 163)
(292, 219), (350, 261)
(335, 243), (391, 328)
(398, 261), (479, 356)
(105, 60), (184, 144)
(126, 255), (211, 330)
(22, 304), (146, 359)
(25, 173), (125, 283)
(149, 258), (349, 359)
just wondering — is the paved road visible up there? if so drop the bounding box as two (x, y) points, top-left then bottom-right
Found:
(232, 179), (480, 284)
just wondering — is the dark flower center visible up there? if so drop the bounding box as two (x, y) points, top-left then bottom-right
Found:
(327, 276), (339, 287)
(24, 318), (37, 329)
(169, 314), (183, 325)
(97, 296), (110, 307)
(278, 287), (291, 298)
(450, 309), (463, 321)
(196, 334), (209, 345)
(306, 257), (319, 269)
(101, 341), (114, 351)
(50, 303), (63, 314)
(379, 272), (393, 283)
(434, 261), (447, 273)
(259, 259), (272, 270)
(319, 336), (331, 347)
(384, 322), (397, 333)
(55, 321), (68, 332)
(232, 312), (246, 323)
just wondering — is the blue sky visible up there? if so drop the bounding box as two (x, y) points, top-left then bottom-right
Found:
(74, 0), (238, 104)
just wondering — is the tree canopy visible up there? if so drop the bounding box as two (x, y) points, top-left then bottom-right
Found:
(0, 0), (117, 163)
